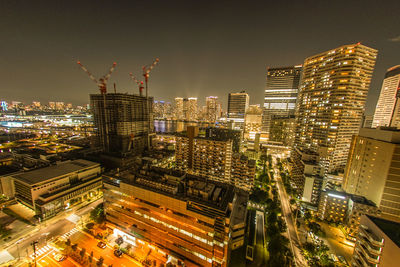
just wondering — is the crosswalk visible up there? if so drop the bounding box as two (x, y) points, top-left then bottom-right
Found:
(60, 227), (79, 239)
(29, 245), (52, 259)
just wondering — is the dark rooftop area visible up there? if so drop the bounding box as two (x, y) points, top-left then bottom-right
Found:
(368, 215), (400, 248)
(104, 166), (235, 213)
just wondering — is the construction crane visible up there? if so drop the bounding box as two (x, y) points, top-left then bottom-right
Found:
(77, 61), (117, 94)
(142, 58), (159, 98)
(129, 72), (144, 96)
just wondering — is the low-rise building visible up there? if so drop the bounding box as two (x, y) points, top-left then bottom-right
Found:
(352, 215), (400, 266)
(318, 190), (349, 223)
(12, 159), (102, 219)
(345, 195), (380, 240)
(103, 167), (248, 267)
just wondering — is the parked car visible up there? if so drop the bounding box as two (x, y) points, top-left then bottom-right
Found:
(116, 237), (123, 245)
(114, 249), (123, 258)
(97, 241), (107, 249)
(54, 254), (66, 262)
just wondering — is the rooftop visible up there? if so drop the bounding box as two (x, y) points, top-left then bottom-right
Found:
(359, 127), (400, 143)
(104, 166), (236, 214)
(367, 215), (400, 248)
(12, 159), (99, 185)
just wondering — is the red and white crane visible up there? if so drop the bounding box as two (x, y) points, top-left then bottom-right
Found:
(129, 72), (144, 96)
(142, 58), (159, 97)
(77, 61), (117, 94)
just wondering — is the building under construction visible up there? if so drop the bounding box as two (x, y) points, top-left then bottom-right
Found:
(90, 93), (154, 156)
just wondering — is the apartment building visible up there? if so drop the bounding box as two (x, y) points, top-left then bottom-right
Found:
(176, 126), (255, 191)
(291, 44), (377, 196)
(103, 167), (248, 267)
(343, 127), (400, 222)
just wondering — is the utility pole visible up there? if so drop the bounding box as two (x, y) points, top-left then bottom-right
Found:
(31, 241), (38, 267)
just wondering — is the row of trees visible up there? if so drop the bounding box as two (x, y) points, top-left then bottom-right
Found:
(64, 238), (112, 267)
(265, 180), (293, 266)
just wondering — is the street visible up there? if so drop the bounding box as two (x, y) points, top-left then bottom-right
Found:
(273, 161), (308, 267)
(2, 198), (102, 266)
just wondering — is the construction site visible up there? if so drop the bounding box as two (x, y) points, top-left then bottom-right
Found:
(77, 59), (159, 164)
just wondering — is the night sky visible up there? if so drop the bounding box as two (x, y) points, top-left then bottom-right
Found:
(1, 0), (399, 114)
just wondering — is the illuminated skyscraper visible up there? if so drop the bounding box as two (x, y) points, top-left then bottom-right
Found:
(372, 65), (400, 128)
(206, 96), (219, 123)
(262, 65), (302, 134)
(183, 97), (198, 121)
(227, 91), (249, 129)
(291, 43), (377, 197)
(175, 97), (184, 120)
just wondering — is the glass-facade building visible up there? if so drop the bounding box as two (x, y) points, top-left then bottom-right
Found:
(262, 65), (302, 134)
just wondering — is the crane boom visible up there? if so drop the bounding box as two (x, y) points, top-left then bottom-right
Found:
(77, 60), (117, 94)
(77, 61), (98, 84)
(142, 58), (159, 98)
(103, 62), (117, 82)
(129, 72), (144, 96)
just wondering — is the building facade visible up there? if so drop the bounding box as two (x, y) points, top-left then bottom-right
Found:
(183, 97), (198, 121)
(227, 91), (249, 129)
(12, 159), (102, 219)
(372, 65), (400, 128)
(343, 128), (400, 223)
(175, 97), (184, 120)
(291, 44), (377, 198)
(352, 215), (400, 267)
(90, 93), (154, 155)
(244, 105), (263, 140)
(262, 65), (302, 135)
(205, 96), (219, 123)
(268, 115), (296, 147)
(176, 126), (254, 191)
(103, 167), (248, 267)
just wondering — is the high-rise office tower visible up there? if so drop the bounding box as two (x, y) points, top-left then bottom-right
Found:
(291, 43), (377, 198)
(372, 65), (400, 128)
(206, 96), (219, 123)
(227, 91), (249, 129)
(262, 65), (302, 135)
(90, 93), (153, 155)
(343, 128), (400, 223)
(175, 97), (184, 120)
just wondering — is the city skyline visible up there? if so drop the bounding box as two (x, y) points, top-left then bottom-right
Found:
(1, 1), (400, 113)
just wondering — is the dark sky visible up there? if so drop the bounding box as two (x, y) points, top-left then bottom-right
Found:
(1, 0), (400, 114)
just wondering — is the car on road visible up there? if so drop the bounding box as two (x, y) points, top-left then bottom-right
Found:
(114, 249), (123, 257)
(54, 254), (66, 262)
(97, 241), (107, 249)
(116, 237), (123, 245)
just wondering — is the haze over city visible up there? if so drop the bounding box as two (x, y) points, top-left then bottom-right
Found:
(1, 0), (400, 113)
